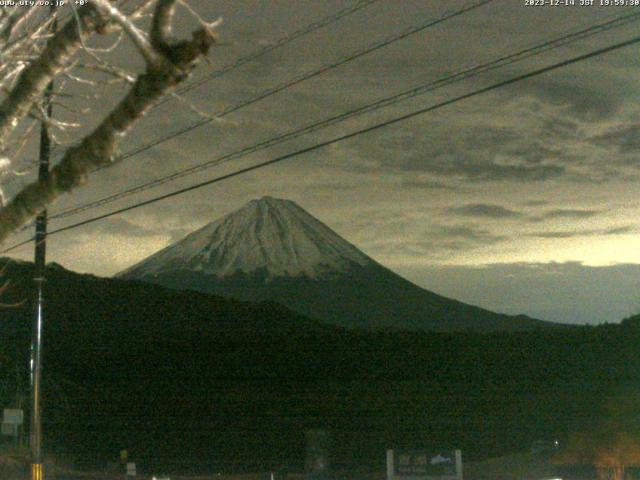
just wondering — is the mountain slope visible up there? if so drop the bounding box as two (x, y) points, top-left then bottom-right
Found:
(119, 196), (555, 332)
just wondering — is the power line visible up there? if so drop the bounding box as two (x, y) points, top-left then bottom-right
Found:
(10, 0), (496, 238)
(15, 0), (493, 229)
(6, 0), (384, 229)
(13, 0), (380, 170)
(91, 0), (495, 171)
(48, 9), (640, 221)
(3, 32), (637, 254)
(170, 0), (383, 100)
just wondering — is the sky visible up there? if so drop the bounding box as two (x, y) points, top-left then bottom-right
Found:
(3, 0), (640, 325)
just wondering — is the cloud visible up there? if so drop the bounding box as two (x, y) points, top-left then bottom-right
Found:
(541, 209), (601, 219)
(528, 225), (635, 239)
(365, 223), (510, 264)
(82, 218), (158, 239)
(605, 226), (636, 235)
(447, 203), (522, 219)
(394, 261), (640, 325)
(512, 66), (628, 121)
(336, 67), (640, 185)
(432, 225), (509, 245)
(347, 114), (575, 183)
(528, 209), (602, 222)
(530, 231), (584, 239)
(26, 0), (640, 286)
(425, 162), (566, 182)
(590, 124), (640, 154)
(400, 178), (457, 190)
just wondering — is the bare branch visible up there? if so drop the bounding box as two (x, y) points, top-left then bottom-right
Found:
(52, 101), (91, 115)
(129, 0), (158, 20)
(75, 62), (136, 84)
(177, 0), (223, 38)
(0, 0), (218, 243)
(1, 14), (56, 68)
(169, 91), (218, 122)
(91, 0), (160, 67)
(150, 0), (177, 51)
(0, 5), (109, 150)
(0, 279), (25, 308)
(83, 30), (124, 54)
(8, 119), (38, 164)
(0, 7), (40, 43)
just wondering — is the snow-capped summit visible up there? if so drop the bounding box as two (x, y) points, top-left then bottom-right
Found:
(119, 196), (374, 280)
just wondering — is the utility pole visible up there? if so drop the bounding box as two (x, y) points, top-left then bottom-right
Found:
(30, 7), (55, 480)
(30, 86), (52, 480)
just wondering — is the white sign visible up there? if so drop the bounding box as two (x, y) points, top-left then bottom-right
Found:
(126, 462), (136, 476)
(3, 409), (23, 425)
(387, 449), (463, 480)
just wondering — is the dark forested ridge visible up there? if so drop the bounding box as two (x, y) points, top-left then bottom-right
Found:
(0, 259), (637, 474)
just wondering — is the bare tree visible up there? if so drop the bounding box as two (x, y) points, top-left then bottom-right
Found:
(553, 390), (640, 480)
(554, 430), (640, 480)
(0, 0), (219, 244)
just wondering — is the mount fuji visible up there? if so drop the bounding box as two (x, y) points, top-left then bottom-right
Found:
(118, 196), (554, 332)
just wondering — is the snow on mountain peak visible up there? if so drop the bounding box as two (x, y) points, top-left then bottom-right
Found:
(119, 197), (374, 280)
